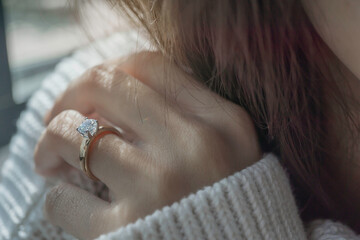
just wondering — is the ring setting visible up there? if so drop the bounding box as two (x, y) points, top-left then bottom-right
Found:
(77, 118), (121, 181)
(77, 118), (99, 138)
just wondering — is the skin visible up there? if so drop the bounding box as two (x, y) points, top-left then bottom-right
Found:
(302, 0), (360, 221)
(34, 52), (261, 239)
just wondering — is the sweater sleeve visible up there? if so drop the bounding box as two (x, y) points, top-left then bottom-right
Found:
(96, 153), (308, 240)
(97, 152), (360, 240)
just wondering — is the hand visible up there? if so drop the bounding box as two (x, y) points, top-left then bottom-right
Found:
(34, 51), (262, 239)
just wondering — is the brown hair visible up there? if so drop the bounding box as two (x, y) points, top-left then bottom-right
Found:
(102, 0), (360, 228)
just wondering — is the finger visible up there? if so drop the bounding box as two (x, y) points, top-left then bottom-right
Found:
(35, 110), (141, 187)
(45, 64), (181, 141)
(45, 51), (226, 124)
(45, 183), (113, 239)
(122, 52), (243, 131)
(120, 51), (228, 111)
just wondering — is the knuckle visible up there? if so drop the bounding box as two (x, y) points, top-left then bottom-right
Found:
(112, 70), (134, 92)
(47, 110), (79, 141)
(84, 64), (106, 85)
(44, 183), (68, 222)
(84, 64), (111, 91)
(86, 66), (106, 90)
(85, 64), (130, 94)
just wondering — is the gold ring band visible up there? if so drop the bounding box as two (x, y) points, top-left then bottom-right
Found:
(77, 118), (121, 181)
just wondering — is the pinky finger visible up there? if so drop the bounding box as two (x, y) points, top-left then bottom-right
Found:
(45, 183), (111, 239)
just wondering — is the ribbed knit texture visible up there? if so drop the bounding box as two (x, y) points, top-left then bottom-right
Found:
(0, 31), (358, 240)
(98, 153), (308, 240)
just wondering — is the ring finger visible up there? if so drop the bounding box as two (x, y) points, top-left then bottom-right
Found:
(45, 64), (181, 142)
(34, 110), (143, 191)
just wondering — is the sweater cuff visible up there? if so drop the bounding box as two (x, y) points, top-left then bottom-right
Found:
(97, 153), (306, 240)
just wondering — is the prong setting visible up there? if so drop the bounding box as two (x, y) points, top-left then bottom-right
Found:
(77, 118), (99, 139)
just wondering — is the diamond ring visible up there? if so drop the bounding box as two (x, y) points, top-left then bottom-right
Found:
(77, 118), (122, 181)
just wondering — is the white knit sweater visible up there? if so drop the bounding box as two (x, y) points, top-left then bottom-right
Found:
(0, 32), (358, 240)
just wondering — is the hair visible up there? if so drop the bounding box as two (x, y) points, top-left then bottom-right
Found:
(97, 0), (360, 229)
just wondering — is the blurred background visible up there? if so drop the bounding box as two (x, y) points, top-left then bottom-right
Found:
(0, 0), (124, 164)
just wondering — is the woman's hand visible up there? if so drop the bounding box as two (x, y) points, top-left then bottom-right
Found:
(34, 51), (261, 239)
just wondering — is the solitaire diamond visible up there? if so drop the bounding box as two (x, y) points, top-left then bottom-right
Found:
(77, 118), (99, 138)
